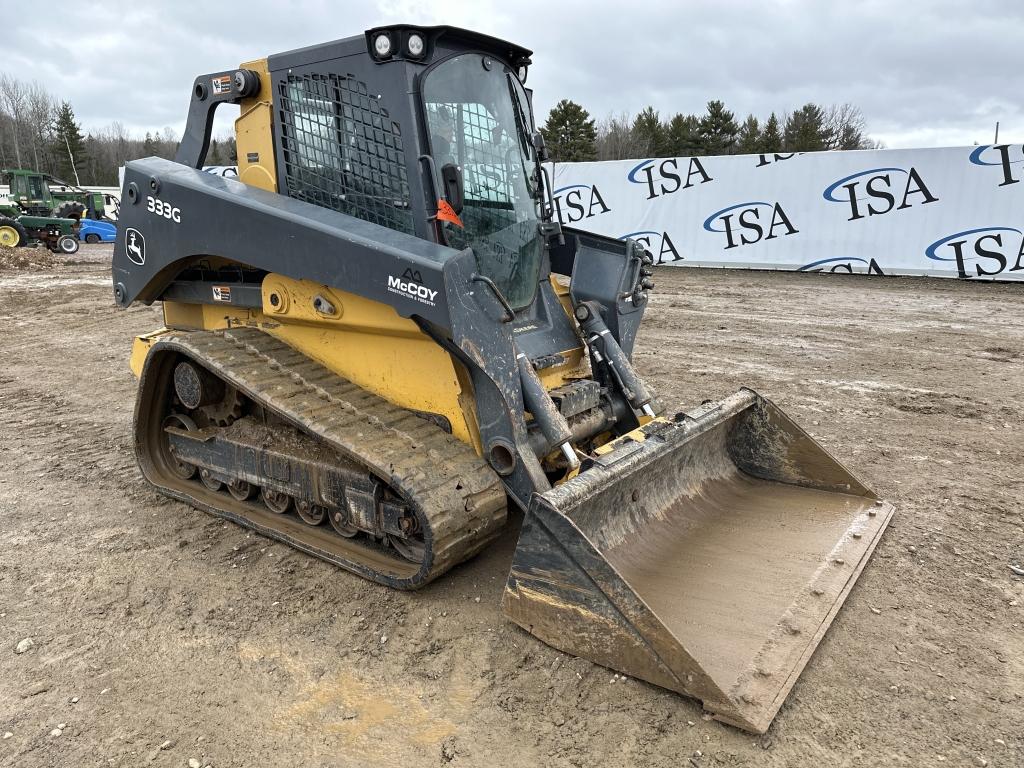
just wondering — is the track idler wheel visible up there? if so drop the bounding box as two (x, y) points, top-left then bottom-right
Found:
(199, 468), (223, 491)
(161, 414), (197, 480)
(227, 479), (257, 501)
(292, 499), (323, 528)
(261, 488), (291, 514)
(329, 507), (359, 538)
(295, 500), (327, 526)
(388, 535), (426, 564)
(174, 361), (225, 409)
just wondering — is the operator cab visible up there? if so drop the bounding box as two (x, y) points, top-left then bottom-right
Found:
(3, 169), (51, 216)
(421, 50), (542, 309)
(262, 26), (546, 314)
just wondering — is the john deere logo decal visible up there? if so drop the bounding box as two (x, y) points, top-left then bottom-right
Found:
(125, 228), (146, 265)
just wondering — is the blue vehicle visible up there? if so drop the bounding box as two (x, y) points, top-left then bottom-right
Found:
(79, 217), (117, 244)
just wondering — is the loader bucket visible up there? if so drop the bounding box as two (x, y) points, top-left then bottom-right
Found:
(502, 388), (893, 734)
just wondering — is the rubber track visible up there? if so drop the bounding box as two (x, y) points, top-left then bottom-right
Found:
(144, 327), (508, 588)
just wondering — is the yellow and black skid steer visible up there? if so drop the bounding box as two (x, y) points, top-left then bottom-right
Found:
(112, 25), (893, 733)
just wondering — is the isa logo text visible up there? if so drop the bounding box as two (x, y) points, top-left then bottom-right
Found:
(798, 256), (885, 275)
(552, 183), (611, 224)
(823, 167), (938, 221)
(703, 201), (798, 250)
(926, 227), (1024, 278)
(627, 157), (712, 200)
(619, 230), (682, 264)
(969, 145), (1024, 188)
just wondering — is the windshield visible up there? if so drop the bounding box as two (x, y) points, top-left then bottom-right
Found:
(423, 54), (542, 310)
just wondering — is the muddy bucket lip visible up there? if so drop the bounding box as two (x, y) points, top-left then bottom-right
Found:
(507, 388), (895, 733)
(541, 387), (876, 536)
(526, 485), (893, 733)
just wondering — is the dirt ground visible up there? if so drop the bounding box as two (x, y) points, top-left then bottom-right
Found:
(0, 244), (1021, 768)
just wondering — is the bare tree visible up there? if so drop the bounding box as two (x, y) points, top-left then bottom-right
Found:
(595, 111), (645, 161)
(824, 103), (873, 150)
(0, 73), (28, 167)
(26, 81), (57, 172)
(0, 111), (8, 167)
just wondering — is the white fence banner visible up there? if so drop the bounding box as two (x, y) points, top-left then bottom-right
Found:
(549, 145), (1024, 281)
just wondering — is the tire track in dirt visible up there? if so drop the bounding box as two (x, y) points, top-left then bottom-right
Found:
(0, 254), (1020, 767)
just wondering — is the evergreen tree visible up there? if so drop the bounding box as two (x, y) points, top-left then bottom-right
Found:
(783, 103), (830, 152)
(539, 99), (597, 162)
(143, 131), (156, 156)
(836, 123), (862, 150)
(699, 100), (739, 155)
(208, 137), (223, 166)
(51, 101), (86, 182)
(759, 112), (783, 153)
(735, 114), (761, 155)
(666, 113), (703, 156)
(632, 106), (667, 157)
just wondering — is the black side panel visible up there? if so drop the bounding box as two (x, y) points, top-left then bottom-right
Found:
(112, 157), (459, 328)
(561, 229), (649, 357)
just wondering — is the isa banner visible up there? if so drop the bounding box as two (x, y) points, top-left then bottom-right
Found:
(549, 145), (1024, 281)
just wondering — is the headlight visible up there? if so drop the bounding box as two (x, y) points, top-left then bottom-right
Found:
(373, 33), (393, 58)
(517, 64), (528, 83)
(407, 33), (425, 58)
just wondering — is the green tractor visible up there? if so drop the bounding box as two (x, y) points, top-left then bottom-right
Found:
(0, 170), (81, 254)
(0, 204), (80, 254)
(3, 168), (109, 221)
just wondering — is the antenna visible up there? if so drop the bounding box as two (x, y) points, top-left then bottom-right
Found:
(63, 133), (81, 187)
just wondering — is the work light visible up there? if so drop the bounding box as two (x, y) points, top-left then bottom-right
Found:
(373, 33), (392, 58)
(407, 33), (425, 58)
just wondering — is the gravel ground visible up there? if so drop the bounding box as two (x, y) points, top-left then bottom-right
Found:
(0, 244), (1021, 767)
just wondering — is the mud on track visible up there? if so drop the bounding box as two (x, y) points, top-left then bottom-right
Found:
(0, 246), (1021, 767)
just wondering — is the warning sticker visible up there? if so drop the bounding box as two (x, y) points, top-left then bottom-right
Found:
(212, 286), (232, 302)
(211, 75), (232, 95)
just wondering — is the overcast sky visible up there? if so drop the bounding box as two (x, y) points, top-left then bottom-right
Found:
(4, 0), (1020, 149)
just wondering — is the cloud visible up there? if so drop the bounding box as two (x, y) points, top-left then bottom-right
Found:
(2, 0), (1020, 148)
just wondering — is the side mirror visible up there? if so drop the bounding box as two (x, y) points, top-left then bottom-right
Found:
(441, 163), (464, 214)
(532, 131), (549, 162)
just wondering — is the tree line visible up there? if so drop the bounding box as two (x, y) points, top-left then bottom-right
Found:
(540, 98), (881, 162)
(2, 70), (881, 186)
(0, 73), (235, 187)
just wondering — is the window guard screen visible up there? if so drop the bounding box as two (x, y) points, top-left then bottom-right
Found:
(278, 73), (415, 235)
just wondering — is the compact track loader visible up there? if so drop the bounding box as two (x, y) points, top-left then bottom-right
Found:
(112, 25), (893, 733)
